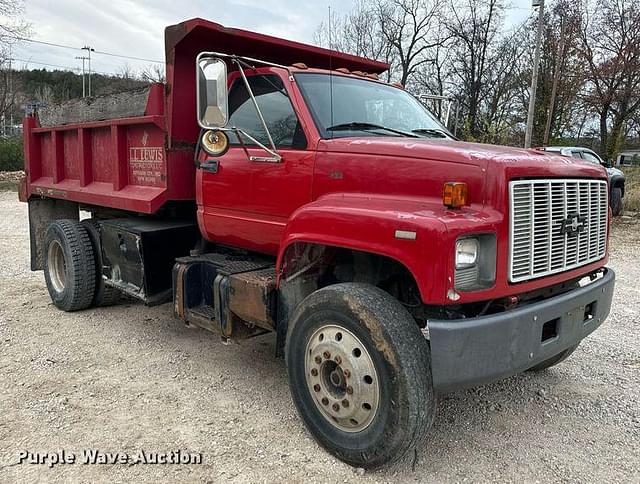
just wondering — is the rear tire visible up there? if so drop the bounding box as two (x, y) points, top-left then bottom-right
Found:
(527, 344), (579, 372)
(285, 283), (435, 468)
(44, 219), (96, 312)
(81, 219), (121, 307)
(610, 186), (623, 216)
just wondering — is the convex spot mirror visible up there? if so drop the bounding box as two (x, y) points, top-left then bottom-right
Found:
(197, 56), (228, 129)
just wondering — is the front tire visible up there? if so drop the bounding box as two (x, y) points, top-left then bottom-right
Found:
(285, 283), (435, 468)
(611, 186), (623, 216)
(43, 219), (96, 311)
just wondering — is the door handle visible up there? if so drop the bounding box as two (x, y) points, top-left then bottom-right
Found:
(199, 160), (219, 174)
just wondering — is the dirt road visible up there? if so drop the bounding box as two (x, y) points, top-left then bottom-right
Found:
(0, 190), (638, 483)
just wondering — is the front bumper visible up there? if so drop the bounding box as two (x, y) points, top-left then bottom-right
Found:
(429, 268), (615, 393)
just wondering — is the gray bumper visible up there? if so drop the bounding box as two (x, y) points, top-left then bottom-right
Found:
(429, 269), (615, 393)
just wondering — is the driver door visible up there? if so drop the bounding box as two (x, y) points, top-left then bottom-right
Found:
(198, 72), (313, 255)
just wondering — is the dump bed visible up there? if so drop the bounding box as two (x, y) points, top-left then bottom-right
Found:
(21, 18), (389, 214)
(21, 84), (196, 213)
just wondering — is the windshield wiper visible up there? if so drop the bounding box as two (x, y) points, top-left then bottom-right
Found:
(411, 128), (451, 139)
(327, 122), (419, 138)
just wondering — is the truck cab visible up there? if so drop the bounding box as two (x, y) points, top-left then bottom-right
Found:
(20, 18), (615, 469)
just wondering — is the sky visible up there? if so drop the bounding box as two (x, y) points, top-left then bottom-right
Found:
(6, 0), (535, 77)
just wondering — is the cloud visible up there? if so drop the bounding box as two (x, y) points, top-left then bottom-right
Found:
(13, 0), (356, 75)
(13, 0), (530, 77)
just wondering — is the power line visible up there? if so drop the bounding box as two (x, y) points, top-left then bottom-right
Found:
(7, 36), (79, 52)
(92, 49), (164, 64)
(11, 57), (121, 77)
(7, 35), (164, 64)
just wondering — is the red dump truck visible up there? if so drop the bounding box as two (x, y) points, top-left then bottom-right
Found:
(19, 18), (615, 467)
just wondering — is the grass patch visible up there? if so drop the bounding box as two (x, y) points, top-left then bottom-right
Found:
(622, 167), (640, 213)
(0, 180), (19, 191)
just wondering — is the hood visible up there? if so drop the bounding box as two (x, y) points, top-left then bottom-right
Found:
(318, 137), (609, 180)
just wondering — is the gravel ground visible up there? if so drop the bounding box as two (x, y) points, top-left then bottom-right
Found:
(0, 190), (638, 483)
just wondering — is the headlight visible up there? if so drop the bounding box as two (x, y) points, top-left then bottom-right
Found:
(456, 238), (479, 269)
(454, 234), (496, 291)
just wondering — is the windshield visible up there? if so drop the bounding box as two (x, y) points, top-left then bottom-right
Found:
(295, 73), (450, 139)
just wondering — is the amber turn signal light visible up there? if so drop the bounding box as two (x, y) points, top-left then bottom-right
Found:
(443, 182), (468, 208)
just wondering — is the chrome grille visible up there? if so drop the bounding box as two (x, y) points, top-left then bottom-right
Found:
(509, 179), (608, 283)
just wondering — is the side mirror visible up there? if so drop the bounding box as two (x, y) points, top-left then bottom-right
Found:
(602, 160), (613, 169)
(196, 55), (228, 129)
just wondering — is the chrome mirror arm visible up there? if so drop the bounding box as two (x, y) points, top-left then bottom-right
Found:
(232, 58), (282, 162)
(220, 127), (281, 163)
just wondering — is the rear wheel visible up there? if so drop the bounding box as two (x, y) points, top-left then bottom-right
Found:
(611, 186), (623, 216)
(527, 344), (579, 372)
(286, 283), (435, 468)
(81, 219), (121, 306)
(44, 219), (96, 311)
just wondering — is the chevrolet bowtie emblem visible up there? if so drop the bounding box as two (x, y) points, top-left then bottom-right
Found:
(560, 214), (586, 237)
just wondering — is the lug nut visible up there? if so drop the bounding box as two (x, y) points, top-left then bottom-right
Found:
(311, 368), (318, 377)
(346, 386), (354, 395)
(335, 355), (342, 364)
(332, 403), (340, 412)
(343, 369), (351, 378)
(313, 384), (321, 392)
(323, 351), (331, 359)
(342, 399), (350, 408)
(321, 397), (329, 406)
(315, 356), (322, 364)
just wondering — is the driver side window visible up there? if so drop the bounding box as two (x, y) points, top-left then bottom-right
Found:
(227, 74), (306, 150)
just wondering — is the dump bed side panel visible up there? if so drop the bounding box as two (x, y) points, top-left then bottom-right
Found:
(23, 83), (195, 214)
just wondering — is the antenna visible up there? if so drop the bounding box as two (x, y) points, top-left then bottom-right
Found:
(328, 5), (334, 138)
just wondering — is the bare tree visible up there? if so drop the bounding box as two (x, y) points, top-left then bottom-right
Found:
(311, 0), (640, 154)
(314, 2), (391, 62)
(140, 64), (165, 84)
(0, 0), (27, 44)
(116, 63), (144, 90)
(375, 0), (446, 85)
(1, 0), (29, 132)
(444, 0), (509, 140)
(577, 0), (640, 159)
(314, 0), (446, 85)
(481, 25), (531, 145)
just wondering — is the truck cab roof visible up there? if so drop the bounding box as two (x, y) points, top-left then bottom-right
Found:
(164, 18), (390, 146)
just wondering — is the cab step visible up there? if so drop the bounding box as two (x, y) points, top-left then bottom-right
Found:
(172, 253), (277, 340)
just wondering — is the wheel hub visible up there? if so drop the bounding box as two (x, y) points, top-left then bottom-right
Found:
(304, 324), (380, 432)
(47, 240), (66, 293)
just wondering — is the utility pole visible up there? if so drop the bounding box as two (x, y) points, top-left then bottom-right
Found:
(82, 46), (95, 96)
(75, 56), (89, 97)
(543, 17), (566, 146)
(524, 0), (545, 149)
(8, 44), (13, 134)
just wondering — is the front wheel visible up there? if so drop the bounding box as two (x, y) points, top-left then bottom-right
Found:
(285, 283), (435, 468)
(610, 186), (623, 216)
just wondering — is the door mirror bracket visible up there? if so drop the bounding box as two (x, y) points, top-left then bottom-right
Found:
(196, 53), (282, 163)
